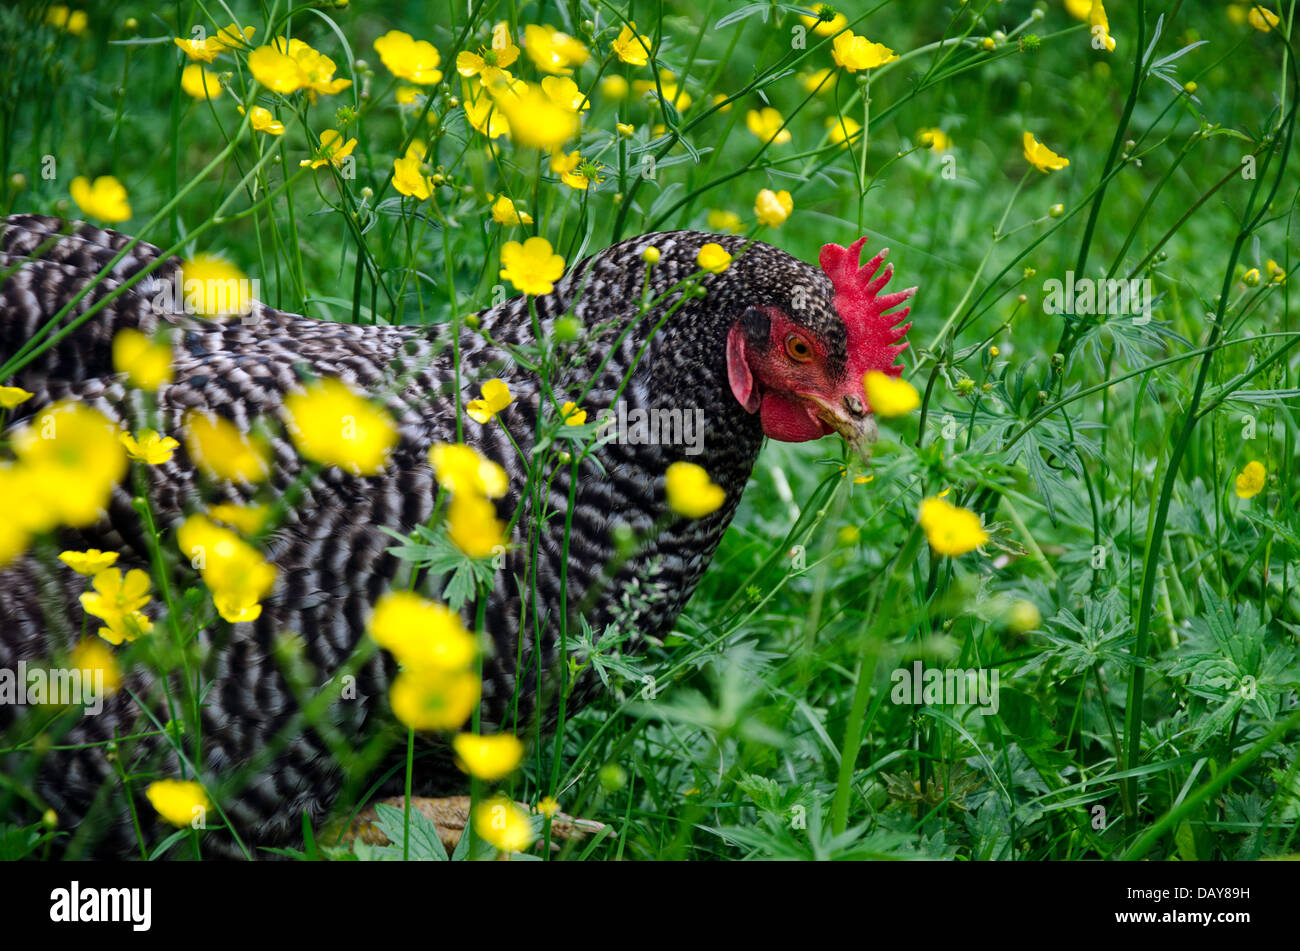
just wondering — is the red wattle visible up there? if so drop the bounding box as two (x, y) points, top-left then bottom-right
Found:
(759, 393), (828, 443)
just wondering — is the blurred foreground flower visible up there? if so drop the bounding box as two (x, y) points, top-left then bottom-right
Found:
(919, 496), (989, 556)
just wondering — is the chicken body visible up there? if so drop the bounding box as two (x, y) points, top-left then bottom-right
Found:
(0, 214), (860, 856)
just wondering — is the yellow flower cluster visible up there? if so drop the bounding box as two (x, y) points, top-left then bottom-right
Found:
(250, 37), (352, 97)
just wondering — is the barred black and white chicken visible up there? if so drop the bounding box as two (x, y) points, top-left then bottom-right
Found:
(0, 214), (914, 856)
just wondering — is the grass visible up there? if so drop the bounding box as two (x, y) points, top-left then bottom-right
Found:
(1, 0), (1298, 860)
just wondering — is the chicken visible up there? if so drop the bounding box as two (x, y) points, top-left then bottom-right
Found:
(0, 213), (914, 856)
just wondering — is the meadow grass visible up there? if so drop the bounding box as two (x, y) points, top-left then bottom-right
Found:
(0, 0), (1298, 860)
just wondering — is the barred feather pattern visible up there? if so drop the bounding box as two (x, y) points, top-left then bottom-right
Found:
(0, 215), (845, 856)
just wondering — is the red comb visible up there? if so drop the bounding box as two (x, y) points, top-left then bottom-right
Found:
(819, 237), (915, 378)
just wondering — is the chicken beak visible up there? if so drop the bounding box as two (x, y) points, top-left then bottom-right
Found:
(806, 395), (879, 462)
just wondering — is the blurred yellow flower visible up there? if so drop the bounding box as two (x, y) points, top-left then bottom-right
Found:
(665, 461), (725, 517)
(181, 254), (252, 316)
(300, 130), (356, 169)
(500, 237), (566, 295)
(491, 81), (579, 149)
(370, 591), (478, 671)
(70, 638), (122, 695)
(464, 95), (511, 139)
(183, 411), (270, 482)
(600, 75), (629, 99)
(389, 667), (481, 731)
(120, 429), (179, 466)
(473, 796), (535, 852)
(523, 24), (589, 75)
(374, 30), (443, 84)
(466, 378), (515, 424)
(454, 733), (524, 780)
(707, 209), (743, 234)
(832, 33), (897, 72)
(800, 8), (849, 36)
(80, 568), (152, 641)
(12, 402), (127, 528)
(746, 107), (791, 145)
(1089, 1), (1116, 51)
(612, 22), (652, 66)
(919, 496), (988, 556)
(1023, 132), (1069, 173)
(45, 6), (87, 35)
(917, 127), (952, 152)
(70, 175), (131, 223)
(863, 371), (920, 417)
(146, 780), (210, 828)
(1065, 0), (1092, 19)
(0, 385), (33, 408)
(59, 549), (119, 576)
(826, 115), (861, 146)
(429, 443), (508, 498)
(802, 68), (835, 94)
(248, 44), (310, 94)
(1248, 6), (1280, 31)
(283, 378), (398, 475)
(541, 76), (591, 112)
(447, 494), (506, 557)
(754, 188), (793, 227)
(177, 515), (276, 623)
(207, 503), (271, 536)
(697, 242), (732, 273)
(1234, 461), (1266, 498)
(180, 63), (222, 99)
(616, 122), (636, 137)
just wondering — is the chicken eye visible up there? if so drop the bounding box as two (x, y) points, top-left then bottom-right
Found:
(785, 334), (813, 362)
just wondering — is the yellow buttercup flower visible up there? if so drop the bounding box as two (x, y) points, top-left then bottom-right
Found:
(550, 150), (602, 189)
(392, 153), (433, 200)
(70, 175), (131, 223)
(1248, 6), (1280, 32)
(799, 7), (849, 36)
(429, 443), (509, 498)
(490, 194), (533, 225)
(112, 328), (172, 390)
(146, 780), (211, 828)
(616, 122), (636, 137)
(59, 549), (119, 576)
(560, 401), (587, 426)
(11, 402), (127, 529)
(500, 237), (566, 295)
(917, 127), (952, 152)
(180, 63), (222, 99)
(120, 429), (180, 466)
(919, 496), (989, 556)
(746, 107), (792, 145)
(374, 30), (443, 84)
(1234, 461), (1266, 499)
(612, 22), (652, 66)
(1065, 0), (1092, 20)
(240, 105), (284, 135)
(665, 461), (725, 518)
(827, 115), (861, 146)
(177, 515), (276, 623)
(523, 24), (589, 75)
(174, 34), (223, 64)
(283, 378), (398, 475)
(754, 188), (793, 227)
(863, 371), (920, 418)
(490, 81), (579, 149)
(69, 639), (123, 695)
(457, 22), (521, 78)
(212, 23), (256, 51)
(183, 411), (270, 482)
(466, 379), (515, 425)
(1089, 1), (1116, 51)
(831, 33), (897, 72)
(1023, 132), (1069, 173)
(370, 591), (478, 671)
(541, 76), (591, 112)
(45, 6), (87, 35)
(0, 385), (33, 408)
(453, 733), (524, 780)
(268, 38), (351, 97)
(181, 254), (252, 316)
(707, 209), (742, 234)
(464, 95), (511, 139)
(447, 494), (506, 557)
(300, 130), (357, 170)
(473, 796), (535, 852)
(802, 68), (835, 94)
(389, 667), (481, 731)
(697, 242), (732, 273)
(207, 503), (271, 536)
(80, 568), (152, 640)
(248, 45), (310, 93)
(537, 796), (560, 818)
(600, 75), (629, 100)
